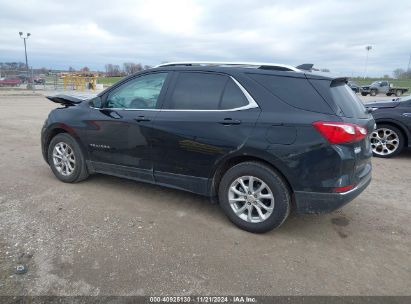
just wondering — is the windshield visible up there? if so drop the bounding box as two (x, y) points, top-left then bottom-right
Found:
(371, 81), (381, 86)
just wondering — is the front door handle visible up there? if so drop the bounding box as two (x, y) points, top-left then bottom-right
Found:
(135, 115), (151, 122)
(218, 118), (241, 125)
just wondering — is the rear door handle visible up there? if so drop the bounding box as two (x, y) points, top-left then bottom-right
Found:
(135, 115), (151, 122)
(218, 118), (241, 125)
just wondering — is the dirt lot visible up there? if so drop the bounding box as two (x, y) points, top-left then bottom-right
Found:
(0, 93), (410, 296)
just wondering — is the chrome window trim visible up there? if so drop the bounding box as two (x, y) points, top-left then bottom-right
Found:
(92, 76), (259, 112)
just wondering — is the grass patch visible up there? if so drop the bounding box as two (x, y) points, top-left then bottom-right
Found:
(97, 77), (124, 86)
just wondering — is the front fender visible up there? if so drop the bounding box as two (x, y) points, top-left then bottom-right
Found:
(41, 122), (90, 164)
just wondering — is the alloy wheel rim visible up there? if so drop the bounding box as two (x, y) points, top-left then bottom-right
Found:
(52, 142), (76, 176)
(228, 176), (275, 223)
(370, 128), (399, 156)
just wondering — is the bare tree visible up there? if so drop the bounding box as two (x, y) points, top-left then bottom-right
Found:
(123, 62), (143, 75)
(81, 66), (90, 72)
(68, 66), (75, 72)
(393, 68), (407, 79)
(105, 64), (122, 77)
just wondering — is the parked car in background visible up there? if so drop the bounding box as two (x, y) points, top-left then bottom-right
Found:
(361, 81), (408, 97)
(18, 74), (45, 84)
(33, 76), (45, 84)
(41, 61), (374, 233)
(347, 81), (361, 93)
(365, 96), (411, 157)
(0, 77), (22, 87)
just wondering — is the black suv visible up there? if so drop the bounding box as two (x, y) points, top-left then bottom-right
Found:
(41, 62), (374, 233)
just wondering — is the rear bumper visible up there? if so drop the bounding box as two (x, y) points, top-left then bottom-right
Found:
(294, 173), (372, 214)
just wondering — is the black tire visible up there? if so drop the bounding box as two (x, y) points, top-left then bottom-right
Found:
(370, 89), (377, 96)
(47, 133), (89, 183)
(386, 93), (392, 96)
(395, 90), (402, 97)
(361, 92), (368, 96)
(218, 162), (290, 233)
(371, 124), (405, 158)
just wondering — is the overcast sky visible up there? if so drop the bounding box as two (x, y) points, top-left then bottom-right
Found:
(0, 0), (410, 76)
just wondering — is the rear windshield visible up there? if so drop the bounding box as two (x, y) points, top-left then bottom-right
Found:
(309, 79), (368, 118)
(330, 84), (367, 118)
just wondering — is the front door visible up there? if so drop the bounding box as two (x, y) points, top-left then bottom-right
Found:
(86, 72), (170, 181)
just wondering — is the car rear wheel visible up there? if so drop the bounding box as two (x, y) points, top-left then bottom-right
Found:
(218, 162), (290, 233)
(48, 133), (89, 182)
(395, 90), (402, 97)
(370, 124), (404, 158)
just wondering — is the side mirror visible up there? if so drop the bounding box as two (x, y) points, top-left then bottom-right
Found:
(366, 107), (376, 114)
(89, 97), (102, 108)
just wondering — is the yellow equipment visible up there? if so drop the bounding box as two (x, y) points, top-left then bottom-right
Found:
(62, 73), (97, 91)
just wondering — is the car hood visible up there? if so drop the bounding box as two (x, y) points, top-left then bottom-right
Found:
(364, 99), (401, 109)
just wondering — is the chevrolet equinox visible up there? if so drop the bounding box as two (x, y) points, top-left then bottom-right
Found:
(41, 62), (374, 233)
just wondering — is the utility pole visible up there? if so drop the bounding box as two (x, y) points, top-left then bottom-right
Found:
(19, 32), (32, 89)
(364, 45), (372, 78)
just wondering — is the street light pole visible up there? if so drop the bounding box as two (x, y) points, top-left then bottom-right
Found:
(364, 45), (372, 79)
(19, 32), (31, 88)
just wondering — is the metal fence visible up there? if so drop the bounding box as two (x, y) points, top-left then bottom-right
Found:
(0, 69), (101, 91)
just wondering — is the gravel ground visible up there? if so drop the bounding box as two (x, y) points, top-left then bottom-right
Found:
(0, 93), (410, 296)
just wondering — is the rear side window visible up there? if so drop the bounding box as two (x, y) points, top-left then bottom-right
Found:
(166, 73), (227, 110)
(165, 72), (248, 110)
(220, 79), (248, 109)
(248, 74), (333, 114)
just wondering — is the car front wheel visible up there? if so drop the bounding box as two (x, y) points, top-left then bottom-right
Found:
(48, 133), (89, 182)
(370, 124), (404, 158)
(218, 162), (290, 233)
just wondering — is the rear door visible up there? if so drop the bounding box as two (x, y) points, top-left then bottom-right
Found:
(151, 71), (261, 194)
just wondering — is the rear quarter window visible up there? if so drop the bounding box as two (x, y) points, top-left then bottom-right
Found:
(248, 74), (334, 114)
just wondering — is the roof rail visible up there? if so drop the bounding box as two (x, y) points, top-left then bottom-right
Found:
(155, 61), (301, 72)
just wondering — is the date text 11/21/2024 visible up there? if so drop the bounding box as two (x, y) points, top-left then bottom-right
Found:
(149, 296), (257, 303)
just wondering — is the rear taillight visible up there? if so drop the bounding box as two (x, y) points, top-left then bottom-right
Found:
(312, 121), (367, 144)
(333, 185), (354, 193)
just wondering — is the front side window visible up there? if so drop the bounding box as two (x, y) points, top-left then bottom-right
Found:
(164, 72), (248, 110)
(106, 73), (168, 109)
